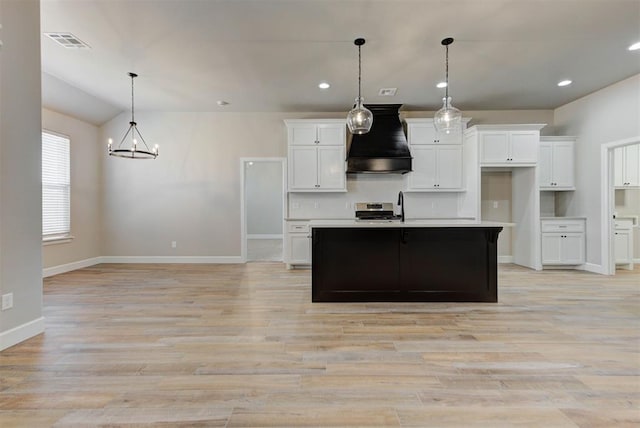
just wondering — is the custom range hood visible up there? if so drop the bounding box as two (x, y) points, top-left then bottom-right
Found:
(346, 104), (412, 174)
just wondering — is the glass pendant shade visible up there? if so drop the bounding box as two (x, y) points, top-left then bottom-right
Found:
(347, 38), (372, 135)
(347, 96), (373, 134)
(434, 96), (462, 135)
(433, 37), (462, 135)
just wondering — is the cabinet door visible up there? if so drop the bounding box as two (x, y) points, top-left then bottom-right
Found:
(624, 144), (640, 186)
(538, 142), (554, 187)
(317, 146), (345, 190)
(510, 131), (538, 163)
(552, 142), (575, 188)
(289, 124), (318, 145)
(614, 230), (631, 264)
(480, 132), (510, 163)
(408, 123), (438, 145)
(436, 145), (463, 189)
(317, 124), (345, 146)
(288, 233), (311, 264)
(614, 147), (625, 187)
(407, 145), (438, 189)
(288, 146), (318, 189)
(561, 233), (584, 264)
(541, 233), (563, 264)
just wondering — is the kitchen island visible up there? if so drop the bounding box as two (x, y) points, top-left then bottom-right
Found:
(310, 220), (504, 302)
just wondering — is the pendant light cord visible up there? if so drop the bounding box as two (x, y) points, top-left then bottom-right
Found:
(130, 74), (135, 123)
(358, 44), (362, 100)
(445, 43), (449, 101)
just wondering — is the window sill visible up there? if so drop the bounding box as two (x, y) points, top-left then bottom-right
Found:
(42, 235), (74, 246)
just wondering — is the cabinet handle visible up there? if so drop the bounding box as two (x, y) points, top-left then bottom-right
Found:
(315, 184), (320, 187)
(315, 140), (319, 144)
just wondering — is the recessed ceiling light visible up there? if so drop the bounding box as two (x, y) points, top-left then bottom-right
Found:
(436, 82), (447, 89)
(557, 80), (572, 87)
(628, 42), (640, 51)
(318, 82), (330, 89)
(217, 100), (229, 106)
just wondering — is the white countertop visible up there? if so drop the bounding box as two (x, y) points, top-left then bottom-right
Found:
(307, 219), (514, 228)
(540, 216), (587, 220)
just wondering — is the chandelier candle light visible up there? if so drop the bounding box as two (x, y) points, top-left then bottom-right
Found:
(346, 38), (373, 135)
(433, 37), (462, 135)
(108, 72), (158, 159)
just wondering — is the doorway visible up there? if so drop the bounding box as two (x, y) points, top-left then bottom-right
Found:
(601, 137), (640, 275)
(240, 158), (286, 262)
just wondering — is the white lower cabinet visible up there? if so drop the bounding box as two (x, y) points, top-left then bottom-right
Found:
(614, 219), (633, 265)
(284, 221), (311, 267)
(541, 219), (585, 266)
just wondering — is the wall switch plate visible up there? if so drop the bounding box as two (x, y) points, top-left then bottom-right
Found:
(493, 201), (499, 209)
(171, 241), (177, 249)
(2, 293), (13, 310)
(314, 202), (319, 209)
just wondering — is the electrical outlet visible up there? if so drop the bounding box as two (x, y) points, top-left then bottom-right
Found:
(2, 293), (13, 311)
(292, 202), (300, 209)
(171, 241), (177, 249)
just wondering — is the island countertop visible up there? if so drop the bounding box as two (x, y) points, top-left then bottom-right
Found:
(307, 219), (514, 228)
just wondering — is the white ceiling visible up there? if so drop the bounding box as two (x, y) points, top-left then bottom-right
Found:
(41, 0), (640, 125)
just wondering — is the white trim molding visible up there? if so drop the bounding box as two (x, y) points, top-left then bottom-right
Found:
(498, 256), (514, 264)
(100, 256), (244, 264)
(43, 257), (102, 278)
(0, 317), (45, 351)
(578, 263), (607, 275)
(247, 234), (283, 240)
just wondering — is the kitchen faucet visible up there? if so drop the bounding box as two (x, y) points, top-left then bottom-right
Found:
(397, 191), (405, 222)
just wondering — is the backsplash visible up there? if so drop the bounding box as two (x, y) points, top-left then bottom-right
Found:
(288, 175), (460, 219)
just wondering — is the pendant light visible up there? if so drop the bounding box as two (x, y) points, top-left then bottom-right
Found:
(346, 38), (373, 134)
(434, 37), (462, 135)
(108, 72), (158, 159)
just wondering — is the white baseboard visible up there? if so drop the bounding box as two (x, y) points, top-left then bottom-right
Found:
(43, 257), (102, 278)
(578, 263), (607, 275)
(247, 234), (283, 240)
(634, 258), (640, 264)
(0, 317), (45, 351)
(100, 256), (244, 264)
(498, 256), (514, 264)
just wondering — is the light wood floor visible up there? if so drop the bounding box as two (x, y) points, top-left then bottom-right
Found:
(1, 263), (638, 427)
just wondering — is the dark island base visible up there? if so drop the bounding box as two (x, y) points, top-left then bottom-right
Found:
(311, 227), (502, 302)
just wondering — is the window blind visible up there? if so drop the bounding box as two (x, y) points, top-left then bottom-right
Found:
(42, 131), (70, 237)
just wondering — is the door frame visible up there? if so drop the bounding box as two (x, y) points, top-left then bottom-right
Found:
(600, 136), (640, 275)
(240, 157), (287, 263)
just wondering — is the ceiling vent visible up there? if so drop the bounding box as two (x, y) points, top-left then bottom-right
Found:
(44, 33), (91, 49)
(378, 88), (397, 96)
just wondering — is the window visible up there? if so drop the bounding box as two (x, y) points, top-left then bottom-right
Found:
(42, 131), (70, 240)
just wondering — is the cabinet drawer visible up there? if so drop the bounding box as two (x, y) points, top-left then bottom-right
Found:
(614, 219), (633, 230)
(541, 220), (585, 233)
(287, 222), (310, 233)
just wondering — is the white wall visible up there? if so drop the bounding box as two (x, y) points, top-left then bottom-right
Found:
(553, 74), (640, 267)
(42, 109), (102, 269)
(246, 161), (283, 235)
(0, 0), (43, 349)
(100, 111), (333, 257)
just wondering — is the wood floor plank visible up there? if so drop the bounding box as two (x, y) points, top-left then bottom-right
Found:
(0, 262), (637, 426)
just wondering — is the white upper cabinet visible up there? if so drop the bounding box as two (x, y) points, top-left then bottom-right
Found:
(474, 124), (545, 166)
(614, 144), (640, 188)
(539, 137), (576, 190)
(285, 120), (346, 192)
(404, 118), (469, 192)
